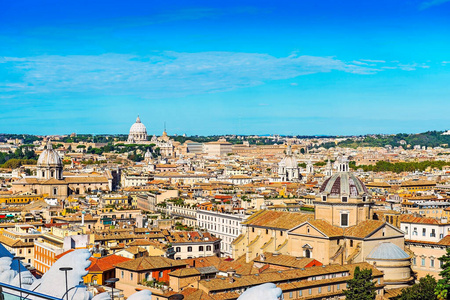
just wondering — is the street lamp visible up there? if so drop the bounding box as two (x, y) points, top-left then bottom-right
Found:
(105, 278), (119, 300)
(59, 267), (73, 300)
(13, 256), (25, 300)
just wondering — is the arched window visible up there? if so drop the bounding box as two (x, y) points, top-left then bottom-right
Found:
(199, 246), (204, 251)
(305, 249), (311, 258)
(175, 247), (181, 252)
(187, 246), (192, 252)
(206, 246), (211, 251)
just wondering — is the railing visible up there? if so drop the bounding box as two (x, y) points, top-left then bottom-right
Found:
(0, 281), (62, 300)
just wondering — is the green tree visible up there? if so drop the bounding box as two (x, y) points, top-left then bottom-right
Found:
(436, 248), (450, 300)
(343, 266), (376, 300)
(394, 275), (437, 300)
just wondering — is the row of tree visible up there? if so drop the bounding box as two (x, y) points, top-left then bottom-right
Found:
(349, 160), (450, 173)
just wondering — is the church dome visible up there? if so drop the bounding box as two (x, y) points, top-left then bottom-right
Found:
(279, 145), (298, 168)
(144, 149), (152, 159)
(320, 172), (368, 196)
(129, 116), (147, 135)
(367, 242), (410, 260)
(37, 141), (62, 167)
(319, 156), (367, 196)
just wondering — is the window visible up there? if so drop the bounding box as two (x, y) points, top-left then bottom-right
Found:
(130, 273), (133, 280)
(252, 228), (255, 233)
(299, 290), (302, 296)
(199, 246), (204, 251)
(53, 188), (58, 195)
(342, 196), (348, 203)
(159, 271), (163, 278)
(413, 257), (416, 265)
(328, 286), (331, 292)
(187, 246), (192, 252)
(405, 227), (408, 234)
(322, 195), (327, 202)
(308, 289), (312, 295)
(266, 229), (269, 235)
(337, 284), (340, 290)
(341, 213), (349, 227)
(431, 229), (436, 237)
(206, 246), (211, 251)
(422, 258), (426, 266)
(289, 292), (293, 298)
(431, 259), (435, 268)
(362, 196), (366, 202)
(350, 240), (353, 247)
(423, 228), (426, 237)
(305, 249), (311, 258)
(413, 228), (418, 235)
(318, 287), (322, 293)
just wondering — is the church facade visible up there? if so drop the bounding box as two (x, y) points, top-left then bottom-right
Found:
(12, 141), (112, 199)
(233, 157), (412, 289)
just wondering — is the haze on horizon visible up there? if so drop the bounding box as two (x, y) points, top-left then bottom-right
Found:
(1, 0), (450, 136)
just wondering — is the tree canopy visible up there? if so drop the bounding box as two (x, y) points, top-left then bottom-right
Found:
(394, 275), (437, 300)
(343, 266), (376, 300)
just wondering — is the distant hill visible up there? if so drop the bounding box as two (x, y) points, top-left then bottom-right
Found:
(326, 131), (450, 149)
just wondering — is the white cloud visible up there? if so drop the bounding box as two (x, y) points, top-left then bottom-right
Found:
(0, 51), (423, 98)
(420, 0), (450, 9)
(359, 59), (386, 63)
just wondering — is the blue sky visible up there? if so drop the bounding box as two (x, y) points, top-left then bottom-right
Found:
(1, 0), (449, 136)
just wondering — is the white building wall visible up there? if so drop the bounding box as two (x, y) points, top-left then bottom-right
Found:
(197, 210), (247, 258)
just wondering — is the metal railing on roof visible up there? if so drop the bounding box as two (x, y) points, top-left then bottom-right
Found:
(0, 281), (62, 300)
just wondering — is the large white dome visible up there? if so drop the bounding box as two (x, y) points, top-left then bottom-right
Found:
(37, 142), (62, 167)
(129, 116), (147, 134)
(128, 116), (148, 143)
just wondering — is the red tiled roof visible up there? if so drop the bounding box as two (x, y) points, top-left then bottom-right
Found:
(88, 255), (131, 272)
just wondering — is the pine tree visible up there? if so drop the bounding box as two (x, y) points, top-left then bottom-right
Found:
(343, 266), (376, 300)
(436, 248), (450, 300)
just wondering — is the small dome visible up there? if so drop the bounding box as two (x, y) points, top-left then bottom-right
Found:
(367, 242), (409, 260)
(279, 145), (298, 168)
(144, 149), (152, 158)
(37, 141), (62, 167)
(129, 116), (147, 134)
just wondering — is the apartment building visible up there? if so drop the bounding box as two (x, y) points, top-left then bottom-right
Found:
(168, 231), (221, 260)
(197, 209), (247, 257)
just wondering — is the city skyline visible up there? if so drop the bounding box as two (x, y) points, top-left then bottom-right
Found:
(1, 0), (450, 135)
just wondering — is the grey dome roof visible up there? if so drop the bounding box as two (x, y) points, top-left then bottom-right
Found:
(320, 172), (368, 196)
(37, 141), (62, 167)
(367, 242), (409, 260)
